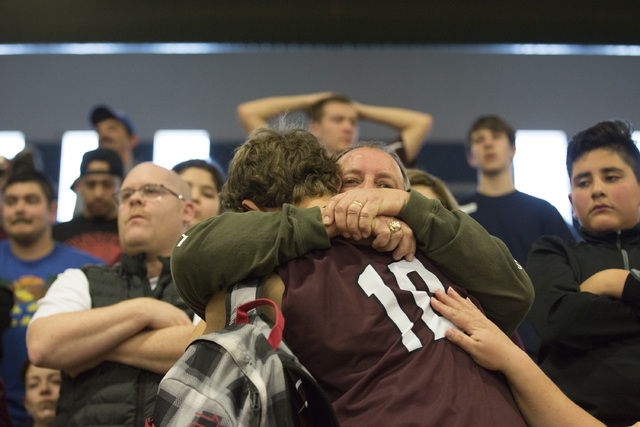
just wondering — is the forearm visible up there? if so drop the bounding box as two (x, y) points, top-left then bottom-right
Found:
(237, 93), (329, 134)
(528, 241), (640, 348)
(106, 325), (194, 374)
(172, 205), (331, 318)
(504, 351), (605, 427)
(189, 319), (207, 342)
(580, 269), (628, 297)
(355, 103), (432, 161)
(433, 288), (605, 427)
(27, 299), (148, 370)
(402, 191), (534, 334)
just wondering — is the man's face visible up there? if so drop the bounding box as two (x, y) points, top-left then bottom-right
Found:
(117, 163), (191, 256)
(2, 182), (55, 246)
(23, 365), (60, 426)
(467, 128), (515, 175)
(95, 118), (136, 158)
(75, 160), (120, 220)
(309, 102), (359, 154)
(569, 148), (640, 233)
(178, 167), (221, 227)
(338, 148), (405, 192)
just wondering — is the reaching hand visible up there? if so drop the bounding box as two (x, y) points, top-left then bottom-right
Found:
(430, 287), (519, 372)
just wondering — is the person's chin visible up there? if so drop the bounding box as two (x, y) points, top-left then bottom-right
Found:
(39, 413), (56, 424)
(87, 208), (114, 219)
(335, 141), (353, 152)
(587, 217), (620, 233)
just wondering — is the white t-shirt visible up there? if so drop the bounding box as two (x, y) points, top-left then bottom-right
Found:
(31, 268), (201, 324)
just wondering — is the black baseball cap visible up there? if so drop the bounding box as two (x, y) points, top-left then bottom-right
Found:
(90, 105), (136, 135)
(72, 148), (124, 190)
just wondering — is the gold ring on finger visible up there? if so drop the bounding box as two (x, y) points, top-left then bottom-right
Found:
(389, 220), (402, 234)
(351, 200), (364, 208)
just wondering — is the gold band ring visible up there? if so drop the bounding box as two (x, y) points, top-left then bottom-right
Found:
(351, 200), (364, 208)
(389, 220), (402, 234)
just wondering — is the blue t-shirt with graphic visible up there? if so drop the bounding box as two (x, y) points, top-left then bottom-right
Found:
(0, 240), (103, 427)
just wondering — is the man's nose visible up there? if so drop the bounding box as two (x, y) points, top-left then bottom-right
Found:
(358, 179), (376, 190)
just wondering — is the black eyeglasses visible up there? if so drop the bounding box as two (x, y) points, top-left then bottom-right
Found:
(113, 184), (184, 205)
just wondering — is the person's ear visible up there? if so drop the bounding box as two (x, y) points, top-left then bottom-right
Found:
(241, 199), (262, 212)
(466, 152), (478, 168)
(48, 200), (58, 224)
(128, 134), (140, 149)
(308, 120), (319, 136)
(182, 200), (196, 225)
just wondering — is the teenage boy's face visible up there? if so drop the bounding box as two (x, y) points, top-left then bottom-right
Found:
(569, 148), (640, 233)
(467, 128), (515, 175)
(309, 102), (359, 155)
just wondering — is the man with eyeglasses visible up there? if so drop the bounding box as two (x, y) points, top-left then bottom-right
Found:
(27, 162), (197, 426)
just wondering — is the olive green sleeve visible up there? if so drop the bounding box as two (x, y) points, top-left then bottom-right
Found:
(171, 204), (331, 319)
(401, 190), (534, 335)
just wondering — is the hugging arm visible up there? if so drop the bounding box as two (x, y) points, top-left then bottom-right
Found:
(171, 203), (417, 319)
(323, 189), (534, 335)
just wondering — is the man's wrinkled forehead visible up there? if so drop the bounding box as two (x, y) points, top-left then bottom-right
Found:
(338, 148), (404, 187)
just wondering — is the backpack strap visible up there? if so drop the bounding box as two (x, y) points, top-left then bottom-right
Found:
(225, 277), (265, 325)
(236, 298), (284, 350)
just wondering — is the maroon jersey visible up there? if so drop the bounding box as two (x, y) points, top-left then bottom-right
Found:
(276, 240), (525, 426)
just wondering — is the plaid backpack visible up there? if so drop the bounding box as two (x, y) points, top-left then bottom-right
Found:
(148, 280), (339, 427)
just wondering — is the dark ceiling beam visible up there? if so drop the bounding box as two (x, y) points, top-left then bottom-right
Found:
(1, 1), (639, 45)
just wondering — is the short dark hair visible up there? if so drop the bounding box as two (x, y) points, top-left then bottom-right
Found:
(3, 169), (56, 203)
(172, 159), (225, 193)
(566, 119), (640, 181)
(222, 128), (340, 212)
(308, 94), (353, 122)
(466, 115), (516, 152)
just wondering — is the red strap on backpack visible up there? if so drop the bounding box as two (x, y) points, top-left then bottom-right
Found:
(236, 298), (284, 350)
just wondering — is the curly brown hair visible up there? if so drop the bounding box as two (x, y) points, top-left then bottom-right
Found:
(222, 127), (340, 212)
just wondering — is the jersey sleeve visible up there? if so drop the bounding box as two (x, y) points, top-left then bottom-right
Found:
(400, 190), (534, 335)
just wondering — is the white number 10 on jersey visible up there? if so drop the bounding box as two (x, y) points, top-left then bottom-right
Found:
(357, 258), (459, 352)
